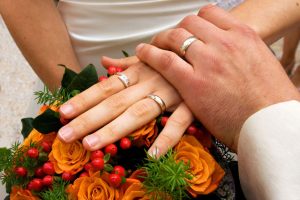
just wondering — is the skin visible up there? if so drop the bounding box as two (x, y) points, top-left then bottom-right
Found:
(1, 0), (300, 154)
(136, 5), (300, 151)
(0, 0), (81, 91)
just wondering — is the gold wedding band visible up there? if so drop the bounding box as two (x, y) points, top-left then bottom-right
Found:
(147, 94), (166, 114)
(180, 36), (198, 56)
(116, 72), (130, 88)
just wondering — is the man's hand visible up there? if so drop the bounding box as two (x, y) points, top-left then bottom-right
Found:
(136, 5), (300, 151)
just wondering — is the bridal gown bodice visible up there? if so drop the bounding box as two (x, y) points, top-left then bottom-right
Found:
(57, 0), (210, 75)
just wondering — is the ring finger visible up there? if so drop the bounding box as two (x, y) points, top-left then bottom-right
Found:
(82, 88), (181, 150)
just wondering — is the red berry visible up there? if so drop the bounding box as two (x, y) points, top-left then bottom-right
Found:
(62, 171), (74, 181)
(15, 167), (27, 177)
(42, 162), (55, 175)
(116, 67), (123, 72)
(161, 116), (169, 126)
(120, 138), (131, 150)
(98, 76), (108, 82)
(109, 174), (122, 188)
(79, 172), (89, 177)
(107, 66), (117, 75)
(41, 141), (52, 153)
(187, 125), (198, 135)
(60, 117), (70, 125)
(84, 163), (93, 171)
(28, 178), (43, 191)
(27, 148), (39, 159)
(105, 144), (118, 156)
(35, 167), (45, 177)
(42, 175), (53, 186)
(113, 166), (126, 177)
(91, 158), (104, 170)
(91, 150), (104, 160)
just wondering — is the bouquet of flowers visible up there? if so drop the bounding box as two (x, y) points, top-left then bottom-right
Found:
(0, 64), (239, 200)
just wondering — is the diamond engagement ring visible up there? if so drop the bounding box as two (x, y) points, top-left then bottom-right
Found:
(116, 72), (130, 88)
(147, 94), (166, 114)
(180, 36), (198, 56)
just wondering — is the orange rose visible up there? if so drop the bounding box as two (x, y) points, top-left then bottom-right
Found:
(10, 186), (39, 200)
(22, 129), (56, 147)
(175, 135), (225, 196)
(49, 138), (90, 174)
(119, 178), (149, 200)
(67, 172), (119, 200)
(130, 120), (157, 147)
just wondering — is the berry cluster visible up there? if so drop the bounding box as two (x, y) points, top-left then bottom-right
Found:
(14, 142), (55, 192)
(98, 65), (124, 82)
(83, 137), (132, 188)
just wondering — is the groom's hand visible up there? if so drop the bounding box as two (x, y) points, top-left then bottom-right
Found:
(136, 5), (300, 151)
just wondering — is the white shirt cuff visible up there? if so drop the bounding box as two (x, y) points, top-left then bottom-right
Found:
(238, 100), (300, 200)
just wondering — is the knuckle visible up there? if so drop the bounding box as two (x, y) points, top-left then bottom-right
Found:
(104, 93), (127, 111)
(235, 24), (258, 40)
(96, 78), (116, 96)
(169, 28), (186, 43)
(219, 37), (237, 51)
(70, 93), (89, 112)
(158, 133), (174, 147)
(167, 116), (190, 128)
(179, 15), (197, 28)
(128, 100), (156, 118)
(160, 52), (177, 70)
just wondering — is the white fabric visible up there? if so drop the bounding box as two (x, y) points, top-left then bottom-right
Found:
(239, 100), (300, 200)
(57, 0), (209, 75)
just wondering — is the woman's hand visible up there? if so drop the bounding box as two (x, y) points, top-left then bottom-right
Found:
(137, 5), (300, 151)
(58, 56), (194, 157)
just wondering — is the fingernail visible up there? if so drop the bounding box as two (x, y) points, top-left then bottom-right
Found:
(60, 104), (74, 116)
(149, 147), (160, 158)
(58, 126), (74, 142)
(135, 43), (145, 53)
(84, 135), (100, 148)
(211, 2), (218, 6)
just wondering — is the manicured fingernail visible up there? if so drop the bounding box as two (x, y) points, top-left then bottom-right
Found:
(60, 104), (74, 116)
(149, 147), (159, 158)
(58, 126), (74, 142)
(84, 135), (100, 148)
(136, 43), (145, 53)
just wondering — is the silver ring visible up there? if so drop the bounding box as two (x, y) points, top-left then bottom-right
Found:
(147, 94), (166, 114)
(180, 36), (198, 56)
(116, 72), (130, 88)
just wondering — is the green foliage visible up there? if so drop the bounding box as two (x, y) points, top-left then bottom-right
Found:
(34, 64), (98, 107)
(32, 108), (62, 134)
(122, 50), (130, 57)
(66, 64), (98, 92)
(142, 150), (193, 200)
(39, 178), (69, 200)
(34, 86), (72, 106)
(21, 118), (34, 139)
(0, 142), (32, 193)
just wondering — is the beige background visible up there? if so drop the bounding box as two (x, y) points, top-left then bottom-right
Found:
(0, 15), (299, 197)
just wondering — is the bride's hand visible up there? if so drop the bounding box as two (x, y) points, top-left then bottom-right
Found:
(58, 56), (194, 157)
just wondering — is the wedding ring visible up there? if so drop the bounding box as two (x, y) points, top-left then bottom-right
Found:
(116, 72), (130, 88)
(180, 36), (198, 56)
(147, 94), (166, 114)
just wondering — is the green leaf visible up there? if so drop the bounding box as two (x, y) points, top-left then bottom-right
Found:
(32, 109), (62, 134)
(122, 50), (129, 57)
(67, 64), (98, 92)
(59, 64), (78, 88)
(21, 118), (34, 139)
(104, 153), (111, 163)
(0, 147), (11, 171)
(104, 164), (113, 172)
